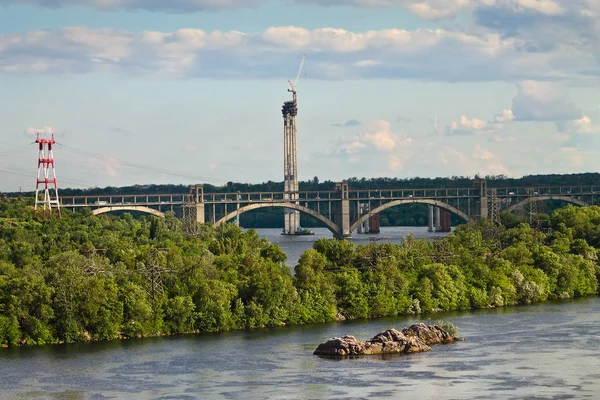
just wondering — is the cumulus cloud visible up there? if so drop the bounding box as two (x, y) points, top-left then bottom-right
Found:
(340, 120), (402, 153)
(0, 0), (263, 12)
(445, 115), (493, 136)
(556, 115), (594, 134)
(510, 81), (582, 121)
(334, 119), (413, 173)
(493, 108), (514, 123)
(474, 0), (600, 55)
(0, 25), (595, 82)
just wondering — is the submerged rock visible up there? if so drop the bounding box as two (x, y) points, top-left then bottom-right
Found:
(313, 324), (460, 356)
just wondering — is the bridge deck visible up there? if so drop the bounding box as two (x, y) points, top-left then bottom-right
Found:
(58, 184), (599, 208)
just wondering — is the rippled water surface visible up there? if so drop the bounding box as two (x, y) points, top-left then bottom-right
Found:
(254, 226), (451, 269)
(1, 297), (599, 399)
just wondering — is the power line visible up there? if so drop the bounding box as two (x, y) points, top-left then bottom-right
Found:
(57, 143), (242, 183)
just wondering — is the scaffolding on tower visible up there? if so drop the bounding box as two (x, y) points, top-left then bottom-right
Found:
(282, 54), (306, 235)
(34, 133), (61, 220)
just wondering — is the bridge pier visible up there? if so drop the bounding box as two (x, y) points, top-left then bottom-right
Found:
(474, 178), (488, 220)
(192, 185), (205, 224)
(334, 182), (352, 239)
(428, 205), (434, 232)
(196, 203), (205, 224)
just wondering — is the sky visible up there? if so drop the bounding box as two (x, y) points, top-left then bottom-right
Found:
(1, 0), (600, 191)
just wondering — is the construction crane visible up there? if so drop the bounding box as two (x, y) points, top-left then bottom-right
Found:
(287, 54), (306, 106)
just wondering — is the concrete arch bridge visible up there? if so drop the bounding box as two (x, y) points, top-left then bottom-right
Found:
(59, 179), (599, 239)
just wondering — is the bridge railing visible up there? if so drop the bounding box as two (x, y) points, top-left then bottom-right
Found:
(58, 184), (600, 208)
(59, 193), (189, 206)
(348, 187), (480, 200)
(489, 185), (600, 197)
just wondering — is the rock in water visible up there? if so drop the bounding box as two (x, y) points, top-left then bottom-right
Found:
(313, 324), (459, 356)
(312, 335), (364, 356)
(402, 323), (456, 345)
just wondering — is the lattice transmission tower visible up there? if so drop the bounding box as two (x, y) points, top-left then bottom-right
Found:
(33, 133), (61, 220)
(488, 188), (501, 227)
(182, 184), (202, 236)
(139, 248), (172, 302)
(527, 188), (539, 228)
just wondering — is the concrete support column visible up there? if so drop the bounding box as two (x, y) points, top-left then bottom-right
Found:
(428, 205), (434, 232)
(194, 185), (205, 224)
(480, 195), (488, 219)
(473, 178), (488, 220)
(334, 182), (351, 239)
(435, 206), (441, 231)
(196, 203), (205, 224)
(357, 203), (369, 234)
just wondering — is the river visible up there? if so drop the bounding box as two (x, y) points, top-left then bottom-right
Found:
(1, 297), (599, 399)
(253, 226), (452, 269)
(1, 227), (600, 399)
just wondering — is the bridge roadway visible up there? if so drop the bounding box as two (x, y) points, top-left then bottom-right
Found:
(58, 182), (600, 239)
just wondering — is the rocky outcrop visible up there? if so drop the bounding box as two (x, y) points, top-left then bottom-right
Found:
(401, 322), (457, 345)
(313, 323), (460, 357)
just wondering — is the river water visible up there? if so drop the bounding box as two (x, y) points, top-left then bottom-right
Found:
(1, 298), (599, 399)
(254, 226), (451, 269)
(1, 227), (600, 399)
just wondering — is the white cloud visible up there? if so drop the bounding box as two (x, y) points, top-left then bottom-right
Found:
(446, 115), (493, 136)
(494, 108), (514, 123)
(333, 119), (414, 173)
(556, 115), (594, 134)
(340, 119), (403, 153)
(0, 25), (596, 82)
(387, 154), (404, 172)
(25, 126), (55, 136)
(472, 145), (510, 175)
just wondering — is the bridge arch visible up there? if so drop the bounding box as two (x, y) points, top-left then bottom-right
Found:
(507, 195), (589, 213)
(350, 199), (473, 233)
(214, 203), (340, 236)
(91, 206), (165, 218)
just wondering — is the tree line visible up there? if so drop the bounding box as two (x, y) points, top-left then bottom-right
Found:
(0, 198), (598, 346)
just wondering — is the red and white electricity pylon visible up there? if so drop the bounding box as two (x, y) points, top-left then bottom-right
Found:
(34, 133), (61, 220)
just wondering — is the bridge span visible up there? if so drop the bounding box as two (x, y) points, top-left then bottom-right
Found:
(58, 179), (599, 239)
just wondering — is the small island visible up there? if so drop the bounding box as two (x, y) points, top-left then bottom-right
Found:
(313, 322), (462, 356)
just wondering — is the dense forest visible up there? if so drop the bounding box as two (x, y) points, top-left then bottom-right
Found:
(3, 173), (599, 229)
(0, 198), (599, 346)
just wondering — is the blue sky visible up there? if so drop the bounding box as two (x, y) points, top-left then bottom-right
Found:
(1, 0), (599, 191)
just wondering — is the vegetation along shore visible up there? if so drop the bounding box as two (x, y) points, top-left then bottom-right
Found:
(0, 197), (598, 346)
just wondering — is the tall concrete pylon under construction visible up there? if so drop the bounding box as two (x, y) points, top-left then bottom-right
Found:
(282, 54), (305, 235)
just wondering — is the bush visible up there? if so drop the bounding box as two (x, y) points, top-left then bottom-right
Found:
(435, 320), (458, 337)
